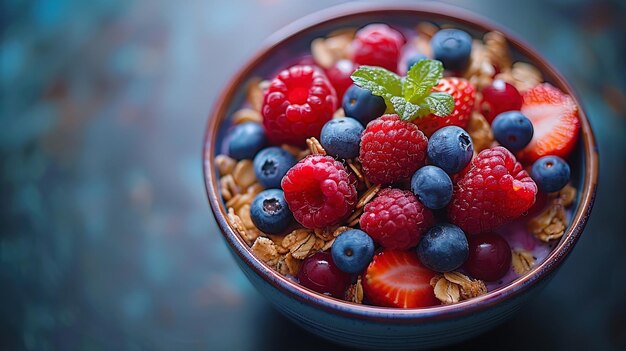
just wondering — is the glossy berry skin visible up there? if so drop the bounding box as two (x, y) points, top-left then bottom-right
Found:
(431, 29), (472, 72)
(324, 59), (358, 102)
(464, 233), (512, 281)
(531, 155), (571, 193)
(352, 24), (405, 72)
(320, 117), (364, 159)
(227, 122), (267, 160)
(363, 250), (438, 308)
(427, 126), (473, 174)
(281, 155), (357, 229)
(342, 85), (387, 126)
(417, 223), (469, 273)
(360, 188), (434, 250)
(448, 146), (538, 235)
(298, 251), (351, 298)
(492, 111), (534, 152)
(414, 77), (476, 137)
(480, 80), (523, 123)
(410, 165), (453, 210)
(360, 115), (428, 184)
(331, 229), (375, 274)
(405, 54), (427, 73)
(250, 189), (293, 234)
(253, 147), (297, 189)
(262, 65), (337, 146)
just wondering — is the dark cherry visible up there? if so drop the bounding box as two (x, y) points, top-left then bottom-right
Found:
(297, 251), (351, 298)
(480, 79), (523, 123)
(464, 233), (512, 281)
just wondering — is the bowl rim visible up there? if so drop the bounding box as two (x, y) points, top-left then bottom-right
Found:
(203, 2), (598, 322)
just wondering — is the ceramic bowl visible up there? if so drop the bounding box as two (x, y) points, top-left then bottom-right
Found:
(203, 3), (598, 349)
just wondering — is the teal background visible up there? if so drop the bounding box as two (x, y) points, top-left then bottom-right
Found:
(1, 0), (625, 350)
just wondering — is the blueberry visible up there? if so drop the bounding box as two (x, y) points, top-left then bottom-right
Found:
(431, 29), (472, 72)
(320, 117), (364, 159)
(427, 126), (473, 174)
(253, 147), (297, 189)
(342, 85), (387, 126)
(492, 111), (534, 152)
(331, 229), (375, 274)
(530, 156), (571, 193)
(411, 166), (453, 210)
(227, 122), (266, 160)
(406, 54), (428, 73)
(250, 189), (293, 234)
(417, 223), (469, 273)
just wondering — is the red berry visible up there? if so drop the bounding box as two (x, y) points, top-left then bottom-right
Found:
(464, 233), (512, 281)
(360, 189), (434, 250)
(413, 78), (476, 137)
(324, 59), (358, 102)
(363, 250), (438, 308)
(352, 24), (405, 72)
(480, 80), (523, 123)
(298, 251), (351, 298)
(448, 146), (537, 235)
(516, 83), (580, 163)
(360, 115), (428, 184)
(262, 65), (338, 146)
(281, 155), (357, 229)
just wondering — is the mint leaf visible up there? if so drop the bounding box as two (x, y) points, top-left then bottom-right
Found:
(419, 92), (455, 117)
(351, 66), (402, 105)
(390, 96), (419, 121)
(405, 59), (444, 102)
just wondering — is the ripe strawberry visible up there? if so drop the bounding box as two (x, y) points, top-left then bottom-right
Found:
(413, 77), (475, 137)
(516, 83), (580, 163)
(448, 146), (537, 235)
(363, 250), (438, 308)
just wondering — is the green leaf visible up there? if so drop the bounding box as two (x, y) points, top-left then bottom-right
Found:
(405, 59), (444, 102)
(351, 66), (402, 105)
(419, 92), (455, 117)
(390, 96), (420, 121)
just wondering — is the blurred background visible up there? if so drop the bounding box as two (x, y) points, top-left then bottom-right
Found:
(1, 0), (625, 350)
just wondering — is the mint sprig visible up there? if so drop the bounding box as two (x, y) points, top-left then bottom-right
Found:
(350, 59), (454, 121)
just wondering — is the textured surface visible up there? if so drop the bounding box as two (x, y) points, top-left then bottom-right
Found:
(1, 0), (625, 350)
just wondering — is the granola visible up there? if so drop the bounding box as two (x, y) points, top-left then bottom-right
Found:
(511, 249), (535, 275)
(430, 271), (487, 304)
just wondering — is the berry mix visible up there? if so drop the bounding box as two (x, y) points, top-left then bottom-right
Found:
(216, 22), (580, 308)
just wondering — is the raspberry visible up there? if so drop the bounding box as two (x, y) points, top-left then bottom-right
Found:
(413, 77), (476, 137)
(360, 188), (434, 250)
(448, 146), (538, 235)
(262, 65), (337, 146)
(352, 24), (404, 72)
(281, 155), (357, 228)
(360, 115), (428, 184)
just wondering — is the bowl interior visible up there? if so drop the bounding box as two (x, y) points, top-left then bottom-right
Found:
(204, 4), (597, 318)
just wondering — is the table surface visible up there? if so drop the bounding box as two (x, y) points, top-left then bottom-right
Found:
(1, 0), (625, 350)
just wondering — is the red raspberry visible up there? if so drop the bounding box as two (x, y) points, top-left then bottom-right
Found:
(281, 155), (357, 229)
(448, 146), (538, 235)
(360, 188), (434, 250)
(324, 59), (358, 102)
(352, 24), (405, 72)
(262, 65), (338, 146)
(360, 115), (428, 184)
(413, 77), (476, 137)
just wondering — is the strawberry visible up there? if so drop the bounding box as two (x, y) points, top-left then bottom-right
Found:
(363, 250), (438, 308)
(516, 83), (580, 163)
(413, 77), (476, 137)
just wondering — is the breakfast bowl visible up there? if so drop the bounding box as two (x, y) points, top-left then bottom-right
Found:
(203, 3), (598, 349)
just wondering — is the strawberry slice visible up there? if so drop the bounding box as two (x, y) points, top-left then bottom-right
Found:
(413, 77), (476, 137)
(516, 83), (580, 163)
(363, 250), (438, 308)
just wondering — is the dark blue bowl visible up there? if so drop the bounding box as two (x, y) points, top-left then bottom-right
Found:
(203, 3), (598, 349)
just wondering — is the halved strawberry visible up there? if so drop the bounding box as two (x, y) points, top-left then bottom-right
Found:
(362, 250), (438, 308)
(413, 77), (476, 137)
(516, 83), (580, 163)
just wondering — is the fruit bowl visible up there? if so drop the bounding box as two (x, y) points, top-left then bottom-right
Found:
(203, 3), (598, 349)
